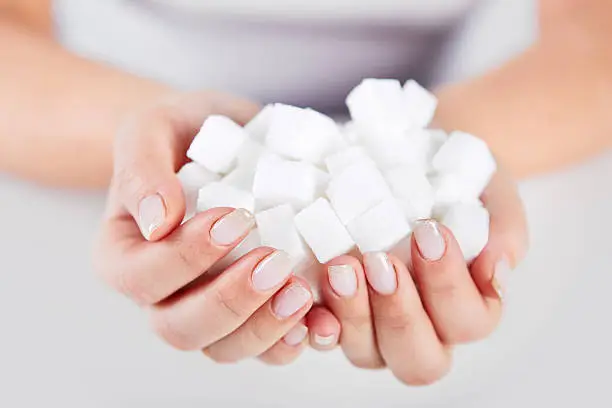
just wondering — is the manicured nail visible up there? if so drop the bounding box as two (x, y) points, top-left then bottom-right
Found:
(283, 324), (308, 346)
(413, 219), (446, 261)
(210, 208), (255, 246)
(492, 257), (512, 301)
(313, 334), (336, 347)
(252, 251), (293, 292)
(138, 194), (166, 240)
(363, 252), (397, 295)
(328, 264), (358, 297)
(272, 283), (312, 319)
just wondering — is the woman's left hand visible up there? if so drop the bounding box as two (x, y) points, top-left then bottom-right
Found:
(303, 168), (529, 385)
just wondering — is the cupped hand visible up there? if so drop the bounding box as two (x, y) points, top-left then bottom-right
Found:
(307, 167), (529, 385)
(94, 92), (313, 366)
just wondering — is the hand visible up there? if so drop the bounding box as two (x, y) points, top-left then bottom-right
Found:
(309, 168), (529, 385)
(94, 92), (314, 365)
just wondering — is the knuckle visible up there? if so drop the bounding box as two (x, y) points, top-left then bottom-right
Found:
(341, 313), (373, 335)
(114, 268), (157, 306)
(395, 359), (451, 387)
(349, 356), (386, 370)
(151, 311), (196, 351)
(373, 310), (415, 335)
(202, 348), (239, 364)
(214, 286), (248, 322)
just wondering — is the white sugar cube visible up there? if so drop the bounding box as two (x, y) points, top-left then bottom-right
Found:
(346, 78), (411, 137)
(325, 146), (374, 176)
(422, 129), (448, 173)
(294, 198), (355, 264)
(432, 131), (496, 201)
(385, 165), (434, 222)
(403, 79), (438, 129)
(347, 199), (412, 253)
(186, 115), (248, 174)
(176, 162), (221, 219)
(256, 205), (311, 266)
(253, 155), (323, 210)
(361, 134), (415, 170)
(430, 172), (484, 206)
(211, 228), (261, 273)
(244, 105), (274, 143)
(222, 164), (256, 191)
(197, 182), (255, 213)
(265, 104), (343, 164)
(237, 139), (266, 168)
(326, 160), (392, 224)
(440, 202), (490, 262)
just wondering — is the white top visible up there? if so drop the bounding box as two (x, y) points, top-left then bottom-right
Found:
(53, 0), (478, 111)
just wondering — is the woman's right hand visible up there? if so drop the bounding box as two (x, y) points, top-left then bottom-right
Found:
(94, 92), (314, 365)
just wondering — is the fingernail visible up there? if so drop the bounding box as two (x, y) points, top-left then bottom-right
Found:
(492, 257), (512, 301)
(252, 251), (293, 292)
(328, 264), (358, 297)
(313, 334), (336, 347)
(413, 219), (446, 261)
(272, 283), (312, 319)
(210, 208), (255, 246)
(138, 194), (166, 240)
(283, 324), (308, 346)
(363, 252), (397, 295)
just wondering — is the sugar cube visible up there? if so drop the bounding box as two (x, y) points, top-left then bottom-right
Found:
(176, 162), (221, 219)
(384, 165), (434, 222)
(265, 104), (343, 164)
(222, 164), (256, 191)
(244, 105), (274, 143)
(440, 202), (490, 262)
(211, 229), (261, 273)
(186, 115), (248, 174)
(326, 160), (392, 224)
(197, 182), (255, 213)
(325, 146), (374, 177)
(347, 199), (412, 253)
(361, 134), (415, 170)
(252, 154), (323, 210)
(294, 198), (355, 264)
(256, 205), (311, 266)
(346, 78), (410, 137)
(432, 131), (496, 175)
(403, 79), (438, 129)
(237, 139), (267, 168)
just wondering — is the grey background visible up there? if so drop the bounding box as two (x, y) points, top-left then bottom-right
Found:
(2, 1), (609, 406)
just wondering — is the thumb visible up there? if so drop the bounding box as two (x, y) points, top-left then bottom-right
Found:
(111, 108), (187, 241)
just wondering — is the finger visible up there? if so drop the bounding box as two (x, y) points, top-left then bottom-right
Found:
(364, 253), (451, 386)
(258, 323), (309, 366)
(149, 248), (294, 351)
(95, 207), (255, 305)
(472, 169), (529, 303)
(305, 306), (341, 352)
(320, 256), (384, 368)
(111, 92), (260, 241)
(411, 220), (493, 343)
(204, 277), (314, 363)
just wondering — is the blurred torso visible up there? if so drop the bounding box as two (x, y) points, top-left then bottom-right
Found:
(53, 0), (479, 111)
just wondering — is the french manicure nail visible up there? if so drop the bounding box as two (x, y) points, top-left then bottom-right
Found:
(272, 283), (312, 319)
(252, 251), (293, 292)
(283, 324), (308, 346)
(313, 334), (336, 347)
(492, 257), (512, 301)
(363, 252), (397, 295)
(328, 264), (358, 297)
(414, 219), (446, 261)
(210, 208), (255, 246)
(138, 194), (166, 240)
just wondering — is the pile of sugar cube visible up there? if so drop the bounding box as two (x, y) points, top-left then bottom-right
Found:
(178, 78), (496, 277)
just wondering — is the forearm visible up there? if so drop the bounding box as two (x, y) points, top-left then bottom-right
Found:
(0, 19), (174, 188)
(434, 6), (612, 178)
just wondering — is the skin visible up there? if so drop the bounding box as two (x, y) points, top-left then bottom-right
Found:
(1, 0), (606, 384)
